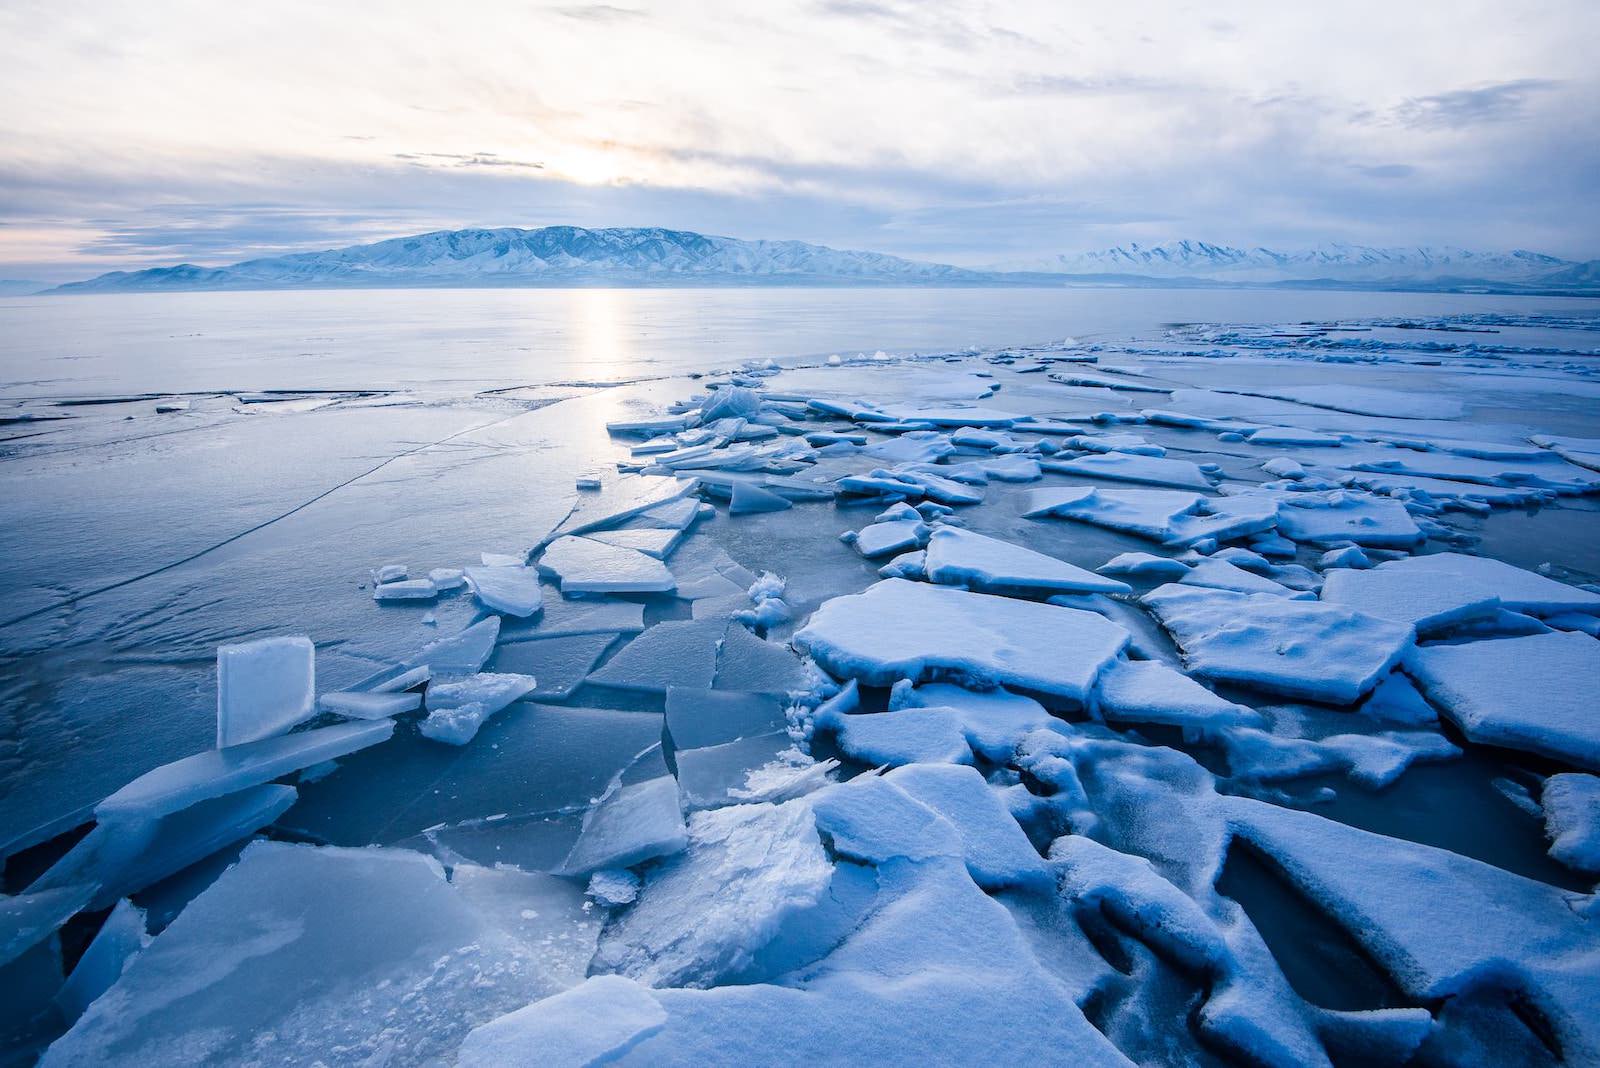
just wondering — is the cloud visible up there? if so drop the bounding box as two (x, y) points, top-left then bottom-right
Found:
(1393, 79), (1563, 129)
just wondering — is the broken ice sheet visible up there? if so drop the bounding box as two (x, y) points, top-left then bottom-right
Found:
(921, 526), (1131, 596)
(586, 619), (723, 695)
(42, 842), (598, 1066)
(558, 775), (688, 876)
(536, 536), (676, 594)
(488, 632), (617, 701)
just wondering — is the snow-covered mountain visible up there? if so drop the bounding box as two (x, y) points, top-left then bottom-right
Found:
(48, 227), (985, 292)
(996, 240), (1577, 284)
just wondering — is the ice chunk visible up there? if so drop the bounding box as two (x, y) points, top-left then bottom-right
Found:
(809, 775), (963, 865)
(1181, 558), (1314, 599)
(889, 681), (1059, 762)
(549, 474), (698, 540)
(318, 690), (421, 719)
(849, 517), (929, 558)
(1407, 631), (1600, 770)
(1320, 562), (1501, 632)
(428, 566), (466, 589)
(459, 564), (542, 617)
(883, 764), (1048, 888)
(408, 616), (501, 676)
(796, 579), (1127, 702)
(422, 673), (538, 745)
(922, 526), (1131, 596)
(590, 798), (834, 988)
(1143, 584), (1412, 703)
(826, 706), (974, 767)
(587, 619), (723, 694)
(33, 784), (297, 911)
(1095, 659), (1262, 730)
(1025, 486), (1277, 547)
(98, 720), (393, 819)
(666, 687), (787, 750)
(1318, 545), (1370, 570)
(588, 870), (642, 908)
(43, 842), (596, 1066)
(1042, 452), (1213, 490)
(372, 578), (439, 602)
(54, 898), (146, 1024)
(1542, 773), (1600, 872)
(215, 635), (315, 748)
(559, 776), (688, 876)
(1390, 551), (1600, 616)
(537, 536), (675, 595)
(1226, 796), (1600, 1064)
(489, 632), (617, 701)
(729, 481), (793, 515)
(458, 975), (668, 1068)
(586, 527), (686, 560)
(1098, 551), (1191, 581)
(1356, 671), (1439, 726)
(1271, 492), (1423, 548)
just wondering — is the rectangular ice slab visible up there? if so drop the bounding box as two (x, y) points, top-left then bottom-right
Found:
(537, 536), (675, 594)
(922, 526), (1131, 596)
(97, 720), (393, 819)
(42, 842), (597, 1066)
(216, 635), (315, 748)
(1143, 584), (1413, 704)
(1407, 631), (1600, 771)
(794, 578), (1128, 703)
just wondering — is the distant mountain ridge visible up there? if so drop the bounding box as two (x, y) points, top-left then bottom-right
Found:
(40, 227), (1600, 294)
(993, 240), (1582, 284)
(48, 227), (986, 293)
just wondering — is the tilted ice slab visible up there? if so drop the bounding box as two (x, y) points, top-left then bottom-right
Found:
(216, 635), (315, 747)
(559, 775), (688, 876)
(1542, 773), (1600, 872)
(1094, 659), (1262, 730)
(889, 681), (1061, 763)
(848, 517), (929, 559)
(421, 672), (538, 745)
(1215, 726), (1459, 787)
(590, 798), (835, 988)
(546, 475), (699, 542)
(794, 579), (1128, 703)
(921, 526), (1131, 596)
(537, 536), (675, 594)
(1407, 631), (1600, 770)
(458, 975), (668, 1068)
(1143, 584), (1413, 704)
(465, 565), (544, 617)
(31, 783), (297, 911)
(1226, 796), (1600, 1064)
(881, 764), (1049, 889)
(1180, 558), (1313, 599)
(43, 842), (600, 1067)
(97, 720), (394, 819)
(1389, 552), (1600, 617)
(1041, 451), (1214, 491)
(1024, 486), (1278, 548)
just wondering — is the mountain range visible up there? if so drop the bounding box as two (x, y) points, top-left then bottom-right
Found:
(34, 227), (1600, 294)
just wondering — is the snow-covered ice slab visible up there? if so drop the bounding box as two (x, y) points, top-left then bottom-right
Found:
(42, 842), (598, 1066)
(458, 975), (668, 1068)
(537, 536), (675, 594)
(1143, 584), (1412, 703)
(1320, 560), (1502, 632)
(1042, 451), (1213, 491)
(889, 682), (1060, 762)
(32, 783), (296, 911)
(465, 564), (545, 616)
(1388, 552), (1600, 616)
(1094, 659), (1262, 729)
(881, 764), (1048, 888)
(828, 706), (974, 766)
(216, 635), (315, 748)
(849, 517), (928, 558)
(1024, 486), (1277, 547)
(794, 579), (1128, 702)
(590, 798), (835, 988)
(1407, 631), (1600, 770)
(422, 672), (538, 745)
(922, 526), (1131, 596)
(559, 776), (688, 876)
(1542, 773), (1600, 872)
(97, 720), (394, 819)
(1270, 491), (1422, 548)
(587, 619), (723, 694)
(1226, 796), (1600, 1064)
(1180, 559), (1313, 599)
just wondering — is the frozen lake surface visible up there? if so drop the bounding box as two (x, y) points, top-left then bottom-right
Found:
(3, 287), (1600, 1065)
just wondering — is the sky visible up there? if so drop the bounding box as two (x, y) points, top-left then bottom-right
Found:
(1, 0), (1596, 281)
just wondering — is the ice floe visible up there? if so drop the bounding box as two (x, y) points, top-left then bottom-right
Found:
(215, 635), (315, 747)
